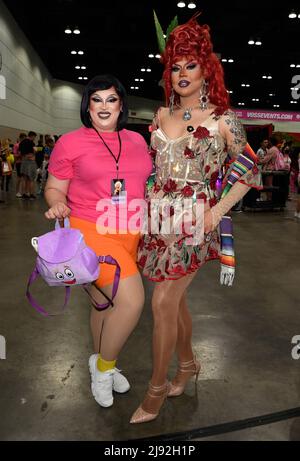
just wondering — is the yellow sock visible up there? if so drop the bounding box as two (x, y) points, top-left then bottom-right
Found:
(97, 355), (116, 372)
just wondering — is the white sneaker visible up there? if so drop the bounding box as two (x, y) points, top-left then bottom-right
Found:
(88, 355), (130, 407)
(294, 212), (300, 219)
(16, 192), (22, 198)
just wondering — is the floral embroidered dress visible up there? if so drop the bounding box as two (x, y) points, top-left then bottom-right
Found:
(137, 109), (257, 282)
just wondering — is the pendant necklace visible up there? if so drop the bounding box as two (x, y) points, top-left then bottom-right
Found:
(183, 108), (193, 121)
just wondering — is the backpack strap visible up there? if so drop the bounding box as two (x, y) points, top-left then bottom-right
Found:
(83, 255), (121, 311)
(26, 266), (71, 317)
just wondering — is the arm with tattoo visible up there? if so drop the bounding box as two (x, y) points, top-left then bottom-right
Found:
(210, 111), (257, 228)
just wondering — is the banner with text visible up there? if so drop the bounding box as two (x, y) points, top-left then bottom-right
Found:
(234, 109), (300, 122)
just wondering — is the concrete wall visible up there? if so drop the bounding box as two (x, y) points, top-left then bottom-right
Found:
(0, 0), (83, 140)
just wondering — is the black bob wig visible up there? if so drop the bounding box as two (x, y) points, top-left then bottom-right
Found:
(80, 74), (128, 130)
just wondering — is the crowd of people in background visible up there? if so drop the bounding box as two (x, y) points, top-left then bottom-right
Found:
(256, 136), (300, 217)
(0, 130), (300, 218)
(0, 132), (58, 203)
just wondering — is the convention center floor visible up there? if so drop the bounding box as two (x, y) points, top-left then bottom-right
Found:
(0, 187), (299, 441)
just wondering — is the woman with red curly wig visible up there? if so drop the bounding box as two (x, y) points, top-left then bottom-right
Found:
(130, 16), (260, 424)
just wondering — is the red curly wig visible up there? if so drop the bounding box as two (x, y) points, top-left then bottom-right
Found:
(161, 16), (230, 110)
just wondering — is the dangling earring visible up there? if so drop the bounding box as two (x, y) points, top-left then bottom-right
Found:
(169, 89), (175, 116)
(199, 80), (209, 111)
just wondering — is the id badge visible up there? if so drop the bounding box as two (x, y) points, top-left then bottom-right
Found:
(111, 179), (127, 204)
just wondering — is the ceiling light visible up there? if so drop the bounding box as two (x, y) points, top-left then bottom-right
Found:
(222, 59), (227, 62)
(188, 1), (197, 8)
(177, 1), (186, 7)
(255, 39), (262, 46)
(65, 27), (72, 34)
(141, 68), (146, 72)
(290, 64), (296, 68)
(297, 65), (300, 68)
(135, 87), (139, 90)
(289, 11), (297, 19)
(78, 77), (83, 80)
(262, 75), (267, 79)
(78, 51), (84, 55)
(75, 66), (80, 69)
(290, 101), (297, 104)
(248, 39), (255, 45)
(228, 59), (234, 63)
(81, 66), (86, 70)
(71, 51), (77, 55)
(146, 68), (152, 72)
(148, 54), (154, 58)
(155, 54), (161, 59)
(268, 76), (272, 79)
(140, 79), (144, 82)
(298, 14), (300, 18)
(83, 77), (88, 80)
(73, 28), (80, 34)
(269, 94), (275, 97)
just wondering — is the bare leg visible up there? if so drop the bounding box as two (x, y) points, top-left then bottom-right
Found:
(131, 271), (198, 422)
(89, 273), (144, 361)
(151, 272), (198, 387)
(176, 291), (194, 363)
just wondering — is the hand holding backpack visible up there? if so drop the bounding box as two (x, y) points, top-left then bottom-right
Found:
(26, 218), (120, 316)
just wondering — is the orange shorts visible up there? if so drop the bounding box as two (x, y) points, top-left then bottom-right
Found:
(70, 217), (140, 288)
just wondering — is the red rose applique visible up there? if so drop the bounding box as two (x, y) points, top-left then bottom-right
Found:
(139, 255), (147, 268)
(181, 185), (194, 197)
(193, 126), (211, 140)
(197, 192), (207, 203)
(205, 165), (211, 174)
(163, 178), (177, 193)
(184, 147), (196, 159)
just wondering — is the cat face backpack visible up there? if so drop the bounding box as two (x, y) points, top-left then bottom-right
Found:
(26, 219), (120, 316)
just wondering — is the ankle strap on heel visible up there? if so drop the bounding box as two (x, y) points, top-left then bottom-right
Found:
(178, 356), (198, 372)
(148, 381), (169, 397)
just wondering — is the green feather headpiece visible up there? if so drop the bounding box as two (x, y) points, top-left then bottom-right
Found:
(153, 10), (178, 54)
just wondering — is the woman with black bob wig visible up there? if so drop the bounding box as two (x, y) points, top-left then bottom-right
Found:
(45, 74), (153, 409)
(80, 74), (129, 131)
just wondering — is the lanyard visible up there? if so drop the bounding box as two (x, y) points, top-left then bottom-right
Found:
(94, 128), (122, 179)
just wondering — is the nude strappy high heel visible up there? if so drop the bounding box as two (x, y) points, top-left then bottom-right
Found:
(167, 356), (201, 397)
(130, 381), (170, 424)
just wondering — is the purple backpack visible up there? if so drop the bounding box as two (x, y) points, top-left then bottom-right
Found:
(26, 219), (120, 316)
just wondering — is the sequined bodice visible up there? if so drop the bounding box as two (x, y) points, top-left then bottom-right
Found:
(151, 114), (226, 195)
